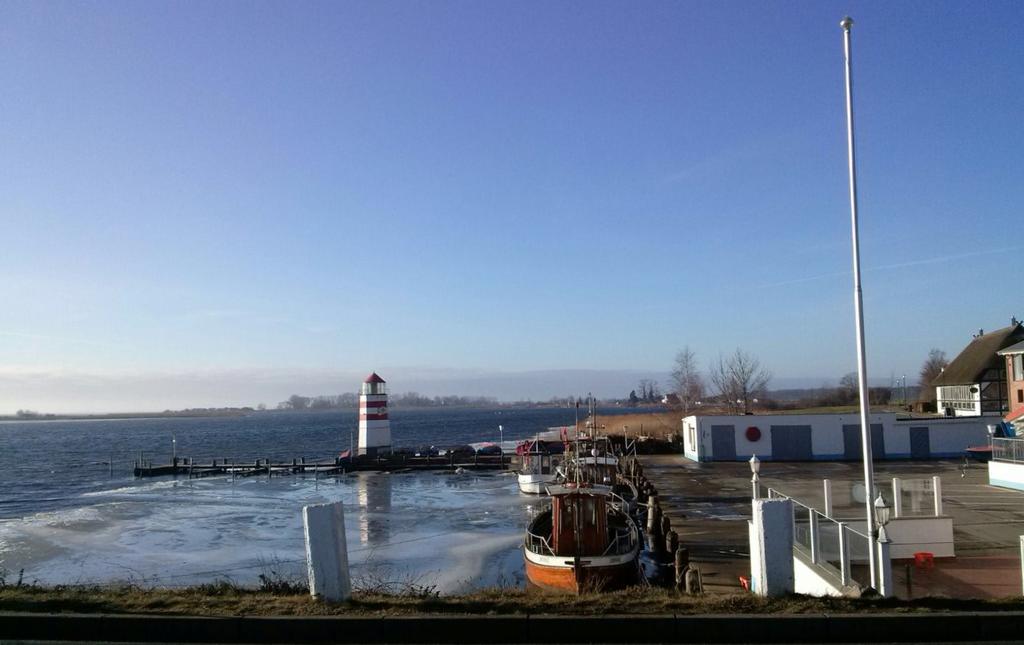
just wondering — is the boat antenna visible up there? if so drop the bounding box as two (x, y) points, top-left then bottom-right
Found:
(574, 400), (579, 442)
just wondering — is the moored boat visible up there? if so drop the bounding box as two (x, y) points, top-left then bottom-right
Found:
(517, 440), (560, 494)
(523, 483), (640, 593)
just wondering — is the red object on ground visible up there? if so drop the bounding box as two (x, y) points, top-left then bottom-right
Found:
(914, 552), (935, 569)
(745, 426), (761, 442)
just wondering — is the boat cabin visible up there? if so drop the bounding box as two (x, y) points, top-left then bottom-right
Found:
(523, 450), (555, 476)
(547, 486), (609, 556)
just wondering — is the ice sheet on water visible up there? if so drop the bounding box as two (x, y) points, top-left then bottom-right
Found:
(0, 471), (535, 593)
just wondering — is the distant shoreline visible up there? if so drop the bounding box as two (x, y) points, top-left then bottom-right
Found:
(0, 403), (663, 423)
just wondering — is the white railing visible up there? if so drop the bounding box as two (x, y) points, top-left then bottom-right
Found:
(993, 437), (1024, 464)
(816, 476), (944, 520)
(767, 487), (872, 588)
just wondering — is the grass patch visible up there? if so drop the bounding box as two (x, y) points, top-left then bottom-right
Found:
(2, 585), (1024, 617)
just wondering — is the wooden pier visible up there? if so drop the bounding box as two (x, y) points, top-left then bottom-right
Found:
(133, 453), (514, 478)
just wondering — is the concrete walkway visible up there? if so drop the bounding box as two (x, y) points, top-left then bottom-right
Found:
(639, 454), (1024, 598)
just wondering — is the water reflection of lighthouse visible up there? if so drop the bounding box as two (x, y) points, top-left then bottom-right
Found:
(355, 473), (392, 545)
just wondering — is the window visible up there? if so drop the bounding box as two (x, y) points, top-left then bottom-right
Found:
(1013, 354), (1023, 382)
(1018, 390), (1023, 404)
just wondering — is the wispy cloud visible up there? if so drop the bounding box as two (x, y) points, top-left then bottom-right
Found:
(758, 245), (1024, 289)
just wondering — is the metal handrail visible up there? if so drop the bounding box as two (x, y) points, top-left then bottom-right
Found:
(524, 530), (555, 556)
(601, 523), (639, 556)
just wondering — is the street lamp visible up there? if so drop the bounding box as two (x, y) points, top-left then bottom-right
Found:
(749, 454), (761, 500)
(498, 425), (504, 469)
(873, 492), (891, 541)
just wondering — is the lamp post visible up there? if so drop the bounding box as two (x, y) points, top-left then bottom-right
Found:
(840, 15), (879, 590)
(873, 492), (894, 596)
(749, 454), (761, 501)
(498, 425), (504, 469)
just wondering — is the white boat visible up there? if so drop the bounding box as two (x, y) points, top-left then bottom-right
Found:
(517, 441), (559, 494)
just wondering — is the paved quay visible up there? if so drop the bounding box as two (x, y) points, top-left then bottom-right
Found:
(639, 454), (1024, 598)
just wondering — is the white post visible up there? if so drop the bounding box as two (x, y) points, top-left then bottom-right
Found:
(892, 478), (903, 518)
(748, 498), (795, 596)
(933, 475), (943, 516)
(840, 15), (878, 591)
(302, 502), (351, 602)
(838, 522), (851, 586)
(1020, 535), (1024, 597)
(823, 479), (833, 518)
(809, 510), (820, 564)
(752, 473), (760, 501)
(877, 530), (894, 598)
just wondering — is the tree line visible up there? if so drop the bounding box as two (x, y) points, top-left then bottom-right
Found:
(275, 392), (498, 410)
(659, 345), (951, 413)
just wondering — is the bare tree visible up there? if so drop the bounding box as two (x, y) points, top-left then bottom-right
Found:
(636, 379), (660, 403)
(709, 349), (772, 413)
(919, 348), (948, 402)
(837, 372), (859, 404)
(671, 347), (705, 414)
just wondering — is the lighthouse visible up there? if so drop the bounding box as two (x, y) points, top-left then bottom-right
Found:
(358, 372), (391, 457)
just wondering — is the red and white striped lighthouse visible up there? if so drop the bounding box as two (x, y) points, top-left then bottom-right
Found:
(358, 372), (391, 457)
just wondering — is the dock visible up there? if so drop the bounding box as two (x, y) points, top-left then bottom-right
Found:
(133, 453), (514, 478)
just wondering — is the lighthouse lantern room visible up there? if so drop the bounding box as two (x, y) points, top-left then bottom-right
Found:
(358, 372), (391, 457)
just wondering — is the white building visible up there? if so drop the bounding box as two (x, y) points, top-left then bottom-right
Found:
(933, 322), (1024, 417)
(682, 412), (996, 462)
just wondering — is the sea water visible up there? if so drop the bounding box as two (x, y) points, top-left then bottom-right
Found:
(0, 407), (642, 591)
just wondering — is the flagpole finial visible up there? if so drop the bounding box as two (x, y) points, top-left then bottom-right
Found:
(840, 16), (854, 31)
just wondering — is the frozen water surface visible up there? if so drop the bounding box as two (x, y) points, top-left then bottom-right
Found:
(0, 409), (651, 592)
(0, 470), (535, 593)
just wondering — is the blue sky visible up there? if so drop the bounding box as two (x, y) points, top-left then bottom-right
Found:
(1, 1), (1021, 411)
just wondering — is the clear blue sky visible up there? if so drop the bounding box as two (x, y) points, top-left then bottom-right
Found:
(1, 1), (1022, 411)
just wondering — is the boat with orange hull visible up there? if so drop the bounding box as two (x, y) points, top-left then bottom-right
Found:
(523, 483), (640, 593)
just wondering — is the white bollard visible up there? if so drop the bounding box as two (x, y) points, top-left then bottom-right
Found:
(823, 479), (833, 518)
(303, 501), (351, 602)
(933, 475), (943, 516)
(892, 478), (902, 518)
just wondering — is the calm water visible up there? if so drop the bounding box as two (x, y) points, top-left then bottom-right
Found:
(0, 407), (650, 591)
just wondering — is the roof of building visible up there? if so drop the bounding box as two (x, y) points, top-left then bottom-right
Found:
(932, 324), (1024, 386)
(997, 340), (1024, 356)
(364, 372), (386, 384)
(1005, 407), (1024, 423)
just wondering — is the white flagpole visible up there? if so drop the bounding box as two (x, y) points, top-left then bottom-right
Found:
(840, 15), (878, 589)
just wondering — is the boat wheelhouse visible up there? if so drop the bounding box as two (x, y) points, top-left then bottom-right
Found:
(517, 441), (560, 494)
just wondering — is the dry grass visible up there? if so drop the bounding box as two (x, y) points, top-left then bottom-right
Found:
(592, 411), (682, 440)
(2, 585), (1024, 617)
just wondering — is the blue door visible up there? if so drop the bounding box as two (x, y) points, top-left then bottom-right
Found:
(711, 425), (737, 461)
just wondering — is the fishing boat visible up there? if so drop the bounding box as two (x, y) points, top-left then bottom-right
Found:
(517, 439), (560, 494)
(523, 483), (641, 593)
